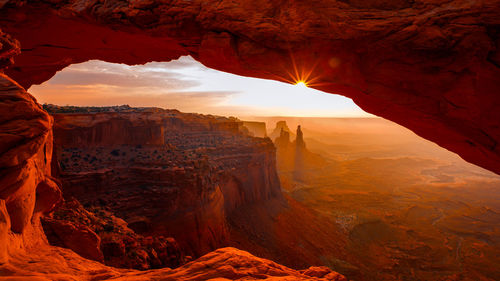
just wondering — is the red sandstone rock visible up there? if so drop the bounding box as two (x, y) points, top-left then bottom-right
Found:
(0, 73), (61, 259)
(0, 60), (345, 280)
(0, 200), (10, 264)
(0, 0), (499, 174)
(47, 107), (281, 258)
(42, 197), (186, 270)
(42, 217), (104, 262)
(0, 245), (346, 280)
(301, 266), (348, 281)
(158, 247), (346, 281)
(34, 177), (62, 214)
(1, 1), (499, 280)
(0, 29), (19, 71)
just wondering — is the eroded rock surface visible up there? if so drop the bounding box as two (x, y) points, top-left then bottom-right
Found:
(46, 105), (281, 258)
(2, 246), (346, 280)
(42, 198), (185, 270)
(0, 73), (61, 263)
(0, 69), (345, 281)
(0, 0), (499, 174)
(1, 1), (499, 280)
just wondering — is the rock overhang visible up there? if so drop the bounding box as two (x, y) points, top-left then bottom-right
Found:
(0, 0), (499, 174)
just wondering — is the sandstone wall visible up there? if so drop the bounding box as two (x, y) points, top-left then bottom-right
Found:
(242, 121), (267, 138)
(0, 74), (347, 280)
(50, 110), (282, 257)
(0, 74), (62, 263)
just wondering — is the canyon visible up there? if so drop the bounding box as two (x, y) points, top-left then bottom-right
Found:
(265, 117), (500, 281)
(43, 105), (353, 276)
(0, 74), (348, 280)
(1, 0), (500, 280)
(45, 104), (281, 263)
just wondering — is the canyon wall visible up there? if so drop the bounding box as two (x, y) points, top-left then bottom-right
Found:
(48, 106), (282, 258)
(0, 73), (61, 263)
(0, 78), (346, 280)
(242, 121), (267, 138)
(1, 0), (498, 279)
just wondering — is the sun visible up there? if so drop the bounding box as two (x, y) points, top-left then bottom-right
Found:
(295, 81), (308, 88)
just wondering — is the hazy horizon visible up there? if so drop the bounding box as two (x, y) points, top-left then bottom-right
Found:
(29, 56), (374, 118)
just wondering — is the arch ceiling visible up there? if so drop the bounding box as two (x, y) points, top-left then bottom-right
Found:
(1, 0), (499, 173)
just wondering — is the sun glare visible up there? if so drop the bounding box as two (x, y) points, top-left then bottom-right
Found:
(295, 81), (308, 88)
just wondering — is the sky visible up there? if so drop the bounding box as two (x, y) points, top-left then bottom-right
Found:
(30, 56), (373, 118)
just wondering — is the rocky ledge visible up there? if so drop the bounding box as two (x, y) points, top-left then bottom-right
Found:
(45, 104), (282, 266)
(0, 74), (345, 280)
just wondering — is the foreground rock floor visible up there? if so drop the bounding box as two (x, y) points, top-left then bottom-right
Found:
(1, 246), (346, 281)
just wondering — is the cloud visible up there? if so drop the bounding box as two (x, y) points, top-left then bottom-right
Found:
(145, 57), (202, 70)
(47, 60), (200, 90)
(31, 83), (237, 114)
(29, 56), (372, 118)
(31, 58), (241, 113)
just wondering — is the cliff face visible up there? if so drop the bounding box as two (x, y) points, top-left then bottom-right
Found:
(0, 78), (346, 279)
(49, 107), (281, 258)
(1, 0), (498, 278)
(1, 0), (500, 174)
(0, 73), (61, 263)
(42, 198), (186, 270)
(273, 122), (326, 176)
(270, 121), (294, 141)
(241, 121), (267, 138)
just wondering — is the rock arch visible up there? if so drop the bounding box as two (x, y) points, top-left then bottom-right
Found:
(2, 0), (499, 174)
(0, 1), (499, 278)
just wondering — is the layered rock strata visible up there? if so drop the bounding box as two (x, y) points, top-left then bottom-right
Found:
(41, 198), (186, 270)
(0, 77), (345, 280)
(47, 105), (282, 258)
(0, 73), (61, 263)
(242, 121), (267, 138)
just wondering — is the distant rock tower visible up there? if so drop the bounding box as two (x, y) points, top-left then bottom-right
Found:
(275, 127), (291, 149)
(269, 121), (293, 140)
(296, 125), (305, 149)
(294, 125), (305, 180)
